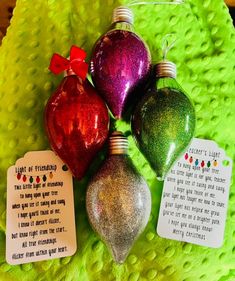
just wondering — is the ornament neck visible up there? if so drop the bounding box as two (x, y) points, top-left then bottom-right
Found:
(156, 76), (182, 92)
(64, 68), (76, 77)
(108, 131), (128, 155)
(111, 21), (134, 32)
(63, 70), (83, 85)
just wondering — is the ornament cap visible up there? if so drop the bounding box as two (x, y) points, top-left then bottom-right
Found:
(112, 6), (134, 24)
(109, 131), (128, 155)
(156, 60), (176, 78)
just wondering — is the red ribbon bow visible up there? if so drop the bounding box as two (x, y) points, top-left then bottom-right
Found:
(49, 45), (88, 80)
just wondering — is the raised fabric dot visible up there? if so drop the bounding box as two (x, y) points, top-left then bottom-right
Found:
(128, 272), (139, 281)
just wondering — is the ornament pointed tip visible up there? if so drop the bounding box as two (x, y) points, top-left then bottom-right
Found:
(113, 111), (122, 120)
(110, 245), (130, 264)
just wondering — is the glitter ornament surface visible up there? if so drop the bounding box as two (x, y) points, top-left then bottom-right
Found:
(132, 77), (196, 180)
(86, 132), (151, 263)
(45, 75), (109, 180)
(90, 9), (151, 119)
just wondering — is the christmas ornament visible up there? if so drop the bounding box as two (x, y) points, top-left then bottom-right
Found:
(45, 46), (109, 180)
(86, 131), (151, 264)
(90, 6), (151, 119)
(132, 38), (196, 180)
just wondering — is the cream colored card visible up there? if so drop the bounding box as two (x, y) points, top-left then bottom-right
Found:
(157, 138), (232, 248)
(6, 151), (76, 265)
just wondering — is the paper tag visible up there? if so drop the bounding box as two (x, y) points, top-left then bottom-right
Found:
(6, 151), (77, 265)
(157, 138), (232, 248)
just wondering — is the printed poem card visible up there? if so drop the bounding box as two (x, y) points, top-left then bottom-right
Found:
(157, 138), (232, 248)
(6, 151), (77, 265)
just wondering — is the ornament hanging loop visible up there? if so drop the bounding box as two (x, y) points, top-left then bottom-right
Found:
(161, 33), (177, 60)
(127, 0), (184, 6)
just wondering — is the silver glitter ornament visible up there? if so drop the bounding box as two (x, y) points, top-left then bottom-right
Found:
(86, 131), (151, 264)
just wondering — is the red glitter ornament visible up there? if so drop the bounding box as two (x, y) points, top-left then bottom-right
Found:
(184, 153), (188, 160)
(17, 173), (21, 180)
(45, 46), (109, 180)
(23, 175), (27, 182)
(201, 160), (205, 167)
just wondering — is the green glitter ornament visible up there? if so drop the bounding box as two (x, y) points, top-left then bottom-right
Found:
(131, 59), (196, 180)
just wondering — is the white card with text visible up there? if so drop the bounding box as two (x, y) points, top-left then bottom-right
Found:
(157, 138), (232, 248)
(6, 151), (77, 265)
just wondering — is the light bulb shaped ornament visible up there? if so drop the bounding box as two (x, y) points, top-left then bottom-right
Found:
(90, 6), (151, 119)
(132, 37), (196, 180)
(45, 46), (109, 180)
(86, 131), (151, 263)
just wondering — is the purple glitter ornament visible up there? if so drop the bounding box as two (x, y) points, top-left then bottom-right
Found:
(90, 6), (151, 119)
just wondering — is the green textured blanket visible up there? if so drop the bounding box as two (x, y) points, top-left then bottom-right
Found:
(0, 0), (235, 280)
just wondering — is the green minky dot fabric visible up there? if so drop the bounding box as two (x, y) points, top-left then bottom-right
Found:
(0, 0), (235, 280)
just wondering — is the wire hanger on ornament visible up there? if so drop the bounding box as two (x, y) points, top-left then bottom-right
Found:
(127, 0), (184, 6)
(161, 34), (177, 60)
